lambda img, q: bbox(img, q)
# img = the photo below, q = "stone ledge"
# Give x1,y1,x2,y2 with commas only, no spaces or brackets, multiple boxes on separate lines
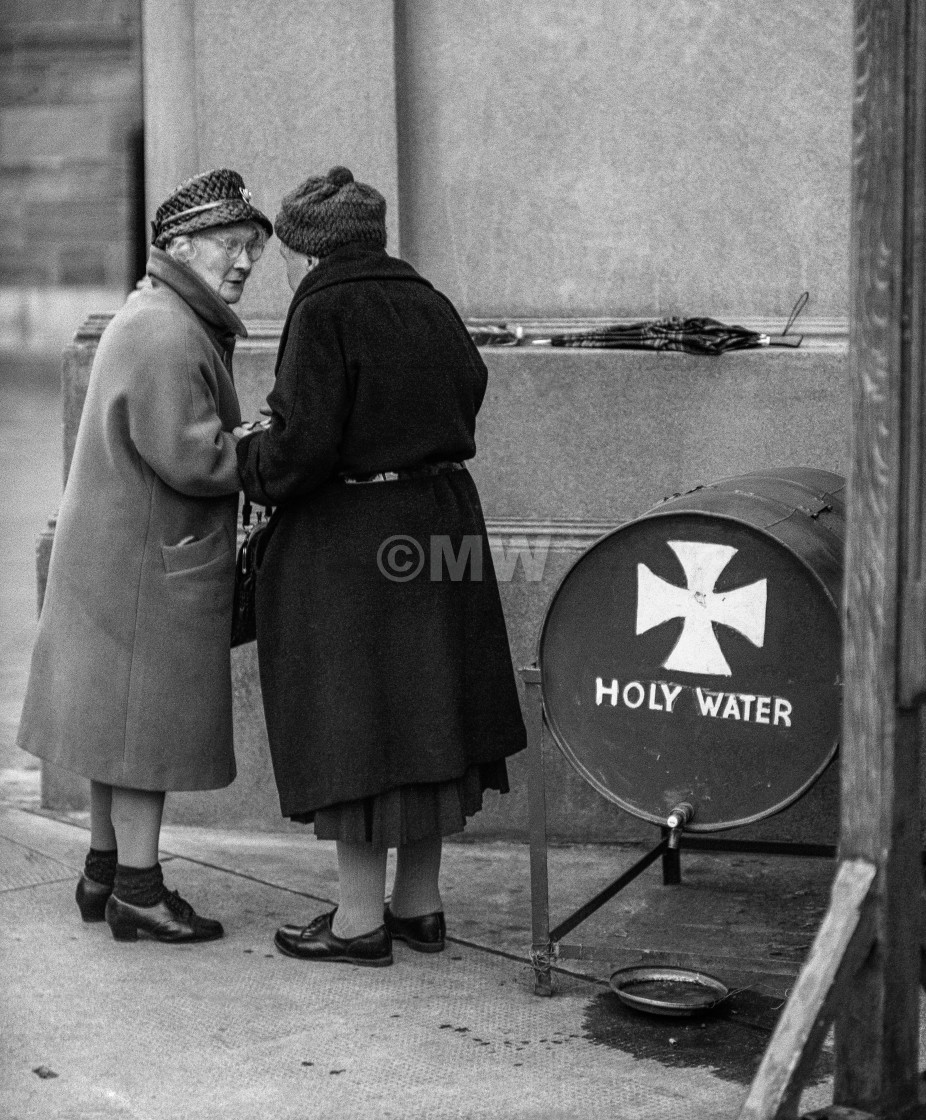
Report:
68,312,851,346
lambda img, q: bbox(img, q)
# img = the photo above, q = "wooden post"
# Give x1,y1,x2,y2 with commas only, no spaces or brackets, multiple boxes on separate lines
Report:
835,0,926,1110
741,1,926,1116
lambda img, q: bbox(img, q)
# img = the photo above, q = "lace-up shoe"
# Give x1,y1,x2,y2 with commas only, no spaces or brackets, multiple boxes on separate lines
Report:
75,874,113,922
105,888,224,942
274,909,393,966
384,906,446,953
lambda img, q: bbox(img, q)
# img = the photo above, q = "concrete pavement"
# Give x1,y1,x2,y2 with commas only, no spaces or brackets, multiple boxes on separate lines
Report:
0,802,846,1120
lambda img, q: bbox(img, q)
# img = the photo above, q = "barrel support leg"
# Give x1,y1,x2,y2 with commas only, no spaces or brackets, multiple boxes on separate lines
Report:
522,667,554,996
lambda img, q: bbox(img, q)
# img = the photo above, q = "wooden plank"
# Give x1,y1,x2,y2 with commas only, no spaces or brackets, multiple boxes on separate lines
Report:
840,2,904,859
836,715,923,1108
896,0,926,712
832,0,926,1109
920,887,926,989
738,857,876,1120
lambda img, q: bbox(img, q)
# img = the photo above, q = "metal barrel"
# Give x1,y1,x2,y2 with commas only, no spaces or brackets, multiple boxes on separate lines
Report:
538,467,846,832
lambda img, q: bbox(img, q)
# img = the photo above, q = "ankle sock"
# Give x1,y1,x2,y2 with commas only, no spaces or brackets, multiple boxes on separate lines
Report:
113,862,164,907
84,848,118,887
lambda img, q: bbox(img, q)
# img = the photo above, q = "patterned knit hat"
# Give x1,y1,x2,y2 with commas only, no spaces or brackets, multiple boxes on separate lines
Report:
274,166,386,257
151,169,273,249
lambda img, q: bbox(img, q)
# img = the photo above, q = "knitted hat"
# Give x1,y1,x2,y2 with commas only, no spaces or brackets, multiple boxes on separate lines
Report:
274,166,386,257
152,169,273,249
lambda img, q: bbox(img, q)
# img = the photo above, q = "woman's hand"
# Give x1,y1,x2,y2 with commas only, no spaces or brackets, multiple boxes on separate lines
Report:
232,419,270,441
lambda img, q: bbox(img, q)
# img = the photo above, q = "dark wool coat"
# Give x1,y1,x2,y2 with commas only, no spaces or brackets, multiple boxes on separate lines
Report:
17,248,243,790
236,244,526,817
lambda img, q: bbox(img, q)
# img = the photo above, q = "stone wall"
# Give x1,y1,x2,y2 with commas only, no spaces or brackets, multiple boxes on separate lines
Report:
0,0,143,351
41,319,851,843
1,2,852,324
145,1,852,327
0,1,143,289
395,1,852,322
25,1,858,841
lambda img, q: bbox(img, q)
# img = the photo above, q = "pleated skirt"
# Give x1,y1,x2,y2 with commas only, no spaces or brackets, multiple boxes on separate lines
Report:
291,760,510,847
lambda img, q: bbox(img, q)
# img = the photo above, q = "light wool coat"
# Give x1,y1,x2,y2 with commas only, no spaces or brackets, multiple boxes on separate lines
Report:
17,248,244,790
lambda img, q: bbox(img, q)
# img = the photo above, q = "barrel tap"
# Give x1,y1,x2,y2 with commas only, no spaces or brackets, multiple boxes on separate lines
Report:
666,802,695,848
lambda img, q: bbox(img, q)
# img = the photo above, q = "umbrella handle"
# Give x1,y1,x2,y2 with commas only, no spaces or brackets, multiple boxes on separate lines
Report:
783,290,810,335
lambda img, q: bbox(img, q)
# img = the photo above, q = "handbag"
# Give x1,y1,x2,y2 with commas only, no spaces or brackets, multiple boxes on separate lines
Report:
231,498,272,648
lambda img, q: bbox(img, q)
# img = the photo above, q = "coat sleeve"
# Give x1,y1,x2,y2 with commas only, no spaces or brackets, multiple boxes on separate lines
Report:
236,297,352,507
433,288,488,414
124,319,240,497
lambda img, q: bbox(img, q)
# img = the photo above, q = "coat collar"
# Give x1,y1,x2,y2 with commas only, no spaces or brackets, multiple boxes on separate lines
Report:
147,246,248,339
290,244,433,309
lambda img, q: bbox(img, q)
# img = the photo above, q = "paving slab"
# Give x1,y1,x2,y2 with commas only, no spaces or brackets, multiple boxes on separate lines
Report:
0,806,850,1118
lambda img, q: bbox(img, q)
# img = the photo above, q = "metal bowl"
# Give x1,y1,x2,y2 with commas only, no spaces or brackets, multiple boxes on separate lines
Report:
609,965,730,1017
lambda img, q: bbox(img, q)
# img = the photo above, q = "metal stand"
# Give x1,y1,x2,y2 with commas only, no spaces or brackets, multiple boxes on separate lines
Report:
523,666,840,997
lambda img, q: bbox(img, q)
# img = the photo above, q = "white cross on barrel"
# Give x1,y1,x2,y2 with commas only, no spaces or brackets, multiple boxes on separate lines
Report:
635,540,767,676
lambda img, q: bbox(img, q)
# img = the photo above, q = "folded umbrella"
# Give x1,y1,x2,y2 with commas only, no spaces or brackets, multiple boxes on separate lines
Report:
548,316,766,355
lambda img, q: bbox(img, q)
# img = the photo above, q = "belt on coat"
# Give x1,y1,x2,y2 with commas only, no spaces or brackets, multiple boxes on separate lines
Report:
340,461,465,484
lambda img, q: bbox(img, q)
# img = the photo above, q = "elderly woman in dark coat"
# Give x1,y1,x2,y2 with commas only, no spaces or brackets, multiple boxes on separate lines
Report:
18,170,272,943
236,166,526,966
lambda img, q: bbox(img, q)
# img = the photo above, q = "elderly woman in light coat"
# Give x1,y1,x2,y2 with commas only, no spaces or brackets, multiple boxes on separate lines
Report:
17,169,272,943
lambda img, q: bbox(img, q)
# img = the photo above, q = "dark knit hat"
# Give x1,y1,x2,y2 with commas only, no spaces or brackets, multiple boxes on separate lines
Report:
274,166,386,257
151,169,273,249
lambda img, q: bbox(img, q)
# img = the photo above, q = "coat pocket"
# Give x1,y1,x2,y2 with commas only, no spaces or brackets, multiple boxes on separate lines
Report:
161,527,230,574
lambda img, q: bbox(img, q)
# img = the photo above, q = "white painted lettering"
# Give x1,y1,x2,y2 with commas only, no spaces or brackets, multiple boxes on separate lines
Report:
595,677,792,728
774,698,793,727
695,688,724,717
596,678,619,706
623,682,645,709
660,682,683,713
721,693,741,720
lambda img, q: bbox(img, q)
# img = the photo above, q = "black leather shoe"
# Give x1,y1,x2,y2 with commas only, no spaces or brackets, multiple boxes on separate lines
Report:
384,905,446,953
76,875,112,922
274,910,393,966
105,889,224,943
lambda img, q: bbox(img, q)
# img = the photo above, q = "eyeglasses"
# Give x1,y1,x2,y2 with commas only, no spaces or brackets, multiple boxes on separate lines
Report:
200,233,265,262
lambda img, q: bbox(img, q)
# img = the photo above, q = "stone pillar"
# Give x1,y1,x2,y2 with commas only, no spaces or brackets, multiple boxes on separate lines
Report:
140,0,400,319
141,0,199,228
